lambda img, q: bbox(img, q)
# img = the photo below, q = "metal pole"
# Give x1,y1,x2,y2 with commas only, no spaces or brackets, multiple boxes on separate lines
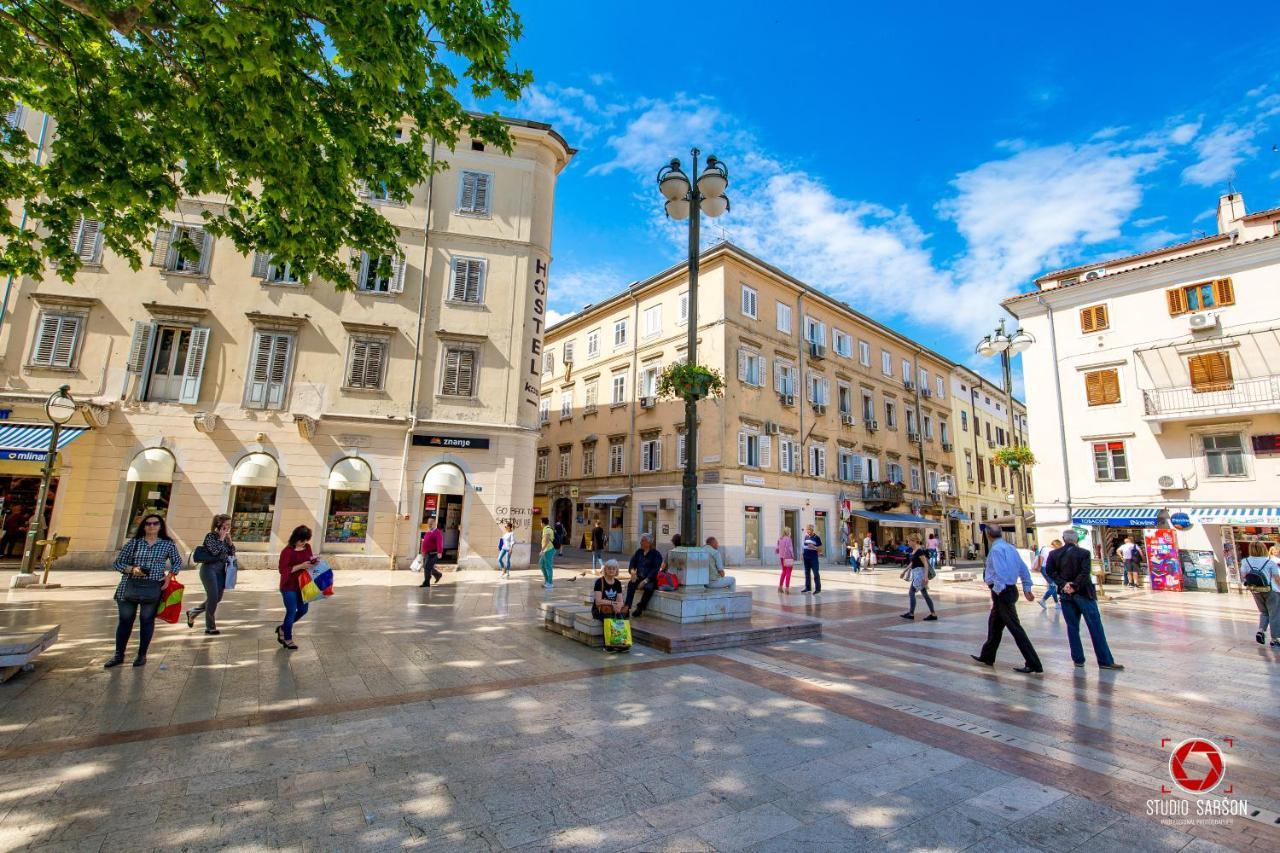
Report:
1003,349,1026,549
681,148,701,545
940,483,950,566
20,421,60,575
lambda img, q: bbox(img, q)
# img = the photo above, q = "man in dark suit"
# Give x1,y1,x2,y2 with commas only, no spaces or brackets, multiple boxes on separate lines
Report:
1045,530,1124,671
625,533,663,618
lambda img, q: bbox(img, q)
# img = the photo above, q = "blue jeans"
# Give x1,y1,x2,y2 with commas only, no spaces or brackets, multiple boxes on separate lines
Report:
908,584,935,615
1060,594,1115,666
592,551,605,572
280,590,309,641
498,549,511,573
1041,582,1058,605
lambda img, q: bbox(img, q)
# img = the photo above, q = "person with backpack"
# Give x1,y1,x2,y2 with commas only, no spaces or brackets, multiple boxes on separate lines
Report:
554,519,568,560
1242,542,1280,647
1117,536,1143,588
900,533,937,621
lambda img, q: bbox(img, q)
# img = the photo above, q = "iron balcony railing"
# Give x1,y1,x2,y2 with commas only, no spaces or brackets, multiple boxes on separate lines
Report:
1142,375,1280,417
861,482,905,503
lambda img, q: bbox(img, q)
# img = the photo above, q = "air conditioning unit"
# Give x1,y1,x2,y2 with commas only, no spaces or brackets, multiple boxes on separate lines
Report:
903,380,915,391
808,342,826,359
1188,312,1219,330
764,421,780,435
840,413,855,426
865,418,879,432
908,431,921,443
780,393,796,407
921,388,932,398
659,498,677,510
988,440,997,449
812,403,827,415
1083,267,1107,281
640,396,655,409
941,441,953,452
1157,474,1186,490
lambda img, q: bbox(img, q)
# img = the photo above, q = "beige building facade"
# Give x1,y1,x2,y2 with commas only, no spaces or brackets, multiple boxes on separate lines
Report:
536,244,964,566
0,108,573,570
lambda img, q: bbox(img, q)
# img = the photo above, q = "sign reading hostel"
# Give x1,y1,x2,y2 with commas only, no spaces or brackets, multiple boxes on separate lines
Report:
412,434,490,450
525,256,550,412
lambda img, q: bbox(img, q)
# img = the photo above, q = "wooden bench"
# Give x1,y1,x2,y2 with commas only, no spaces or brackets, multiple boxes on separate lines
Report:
0,625,59,684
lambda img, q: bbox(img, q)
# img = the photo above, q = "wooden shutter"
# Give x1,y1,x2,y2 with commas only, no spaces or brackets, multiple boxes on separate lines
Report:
266,334,292,408
443,348,474,396
150,224,174,267
364,341,385,388
178,327,210,404
1212,278,1235,307
459,172,480,212
194,228,213,274
1079,304,1108,332
48,316,80,368
1166,287,1187,316
247,332,291,409
1188,352,1233,393
737,349,748,381
472,173,490,213
1084,369,1119,406
73,218,102,262
125,321,156,376
347,340,369,387
251,252,271,279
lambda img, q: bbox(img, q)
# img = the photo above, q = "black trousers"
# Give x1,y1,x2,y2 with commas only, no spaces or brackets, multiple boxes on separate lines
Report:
115,599,159,658
625,578,656,614
803,555,822,592
977,586,1042,670
420,553,442,586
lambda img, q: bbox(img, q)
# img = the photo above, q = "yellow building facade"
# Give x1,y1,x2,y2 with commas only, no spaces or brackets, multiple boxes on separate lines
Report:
0,110,573,570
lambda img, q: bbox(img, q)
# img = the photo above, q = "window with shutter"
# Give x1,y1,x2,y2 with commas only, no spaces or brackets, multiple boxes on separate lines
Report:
178,327,210,404
245,331,294,409
449,257,486,303
1084,369,1120,406
4,102,22,127
457,171,493,215
1166,287,1186,315
358,252,399,293
29,313,82,368
441,347,476,397
1079,304,1108,332
1188,351,1233,393
759,435,771,468
1211,278,1235,307
72,218,103,263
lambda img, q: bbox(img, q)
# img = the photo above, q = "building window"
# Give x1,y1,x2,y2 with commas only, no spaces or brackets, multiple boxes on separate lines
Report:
1188,351,1233,393
558,448,572,479
640,437,662,472
456,170,493,216
609,439,625,474
837,382,852,415
935,376,944,399
838,451,860,482
808,444,827,478
924,415,933,440
252,253,302,284
639,364,660,398
356,252,405,293
861,391,874,422
245,330,294,410
776,302,792,334
999,467,1006,489
611,373,626,405
940,420,950,445
679,292,689,325
448,257,487,303
582,443,596,476
584,382,598,413
910,466,921,491
905,408,917,435
741,284,758,319
965,451,974,481
536,450,549,481
613,318,628,348
563,340,575,365
881,350,892,376
1167,278,1234,315
775,360,797,396
1202,433,1246,477
1079,304,1109,333
961,410,968,431
440,347,477,397
543,350,554,376
918,368,928,391
808,372,830,405
832,329,852,358
779,437,796,473
324,458,372,545
1084,368,1121,406
884,400,897,429
804,316,825,346
150,223,212,275
738,349,765,386
586,328,600,359
738,431,762,467
560,391,573,419
29,312,84,369
1092,441,1129,481
643,304,662,338
70,217,103,264
539,397,550,425
901,359,912,383
887,462,903,484
345,338,387,390
858,340,871,367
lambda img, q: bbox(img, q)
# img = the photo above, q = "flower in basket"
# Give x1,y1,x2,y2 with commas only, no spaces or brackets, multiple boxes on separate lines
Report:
656,363,725,401
993,445,1036,470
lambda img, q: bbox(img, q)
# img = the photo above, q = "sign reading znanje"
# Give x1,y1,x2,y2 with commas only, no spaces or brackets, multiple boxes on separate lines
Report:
412,434,490,450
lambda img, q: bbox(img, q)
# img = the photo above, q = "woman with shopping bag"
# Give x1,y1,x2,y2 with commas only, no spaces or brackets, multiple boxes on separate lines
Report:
276,525,319,650
105,513,183,668
186,513,236,635
593,560,631,652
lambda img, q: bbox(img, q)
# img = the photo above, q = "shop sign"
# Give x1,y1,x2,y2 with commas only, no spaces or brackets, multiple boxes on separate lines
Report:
1,449,48,461
1143,528,1183,591
1169,512,1192,530
412,434,490,450
743,475,765,486
0,409,11,420
703,471,720,484
745,505,761,513
424,495,439,511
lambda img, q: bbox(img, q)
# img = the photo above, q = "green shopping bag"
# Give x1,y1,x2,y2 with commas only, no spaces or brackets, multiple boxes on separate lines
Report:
603,617,632,651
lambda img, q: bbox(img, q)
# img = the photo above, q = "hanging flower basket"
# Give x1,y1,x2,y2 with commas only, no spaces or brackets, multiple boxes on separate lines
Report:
657,363,725,401
994,445,1036,469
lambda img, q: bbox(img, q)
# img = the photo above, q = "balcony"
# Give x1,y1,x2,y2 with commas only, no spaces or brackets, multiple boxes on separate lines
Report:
861,482,904,503
1142,375,1280,424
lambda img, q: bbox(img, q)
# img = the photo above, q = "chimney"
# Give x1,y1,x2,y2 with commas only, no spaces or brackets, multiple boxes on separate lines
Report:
1216,192,1246,235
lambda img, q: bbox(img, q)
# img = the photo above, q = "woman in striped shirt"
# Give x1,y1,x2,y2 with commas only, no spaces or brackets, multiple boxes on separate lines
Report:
106,513,183,668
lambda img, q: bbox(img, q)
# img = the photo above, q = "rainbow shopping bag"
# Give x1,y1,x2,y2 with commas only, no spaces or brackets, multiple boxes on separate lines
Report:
603,618,632,651
299,562,335,603
158,577,185,623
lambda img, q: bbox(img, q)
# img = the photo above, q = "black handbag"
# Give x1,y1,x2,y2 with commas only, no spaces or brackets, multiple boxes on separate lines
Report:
122,576,163,604
193,545,215,563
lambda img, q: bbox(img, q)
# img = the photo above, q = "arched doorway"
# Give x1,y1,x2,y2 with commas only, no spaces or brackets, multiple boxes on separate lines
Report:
553,497,574,548
123,448,176,540
422,463,465,562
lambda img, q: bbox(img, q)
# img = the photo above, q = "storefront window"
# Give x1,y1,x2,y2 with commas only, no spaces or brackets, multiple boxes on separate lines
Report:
231,486,276,543
126,482,172,534
124,448,176,542
326,490,370,543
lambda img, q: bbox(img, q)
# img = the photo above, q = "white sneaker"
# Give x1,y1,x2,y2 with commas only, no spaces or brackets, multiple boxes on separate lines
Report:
544,583,554,589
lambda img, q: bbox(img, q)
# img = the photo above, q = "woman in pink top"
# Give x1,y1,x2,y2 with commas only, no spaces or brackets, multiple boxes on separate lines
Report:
419,518,444,587
776,527,796,593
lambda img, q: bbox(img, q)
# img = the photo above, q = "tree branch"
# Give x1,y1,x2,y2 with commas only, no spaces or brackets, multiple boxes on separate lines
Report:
55,0,151,34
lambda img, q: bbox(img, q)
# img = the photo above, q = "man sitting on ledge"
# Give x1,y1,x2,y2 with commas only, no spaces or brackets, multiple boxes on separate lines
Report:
626,533,663,618
705,536,736,590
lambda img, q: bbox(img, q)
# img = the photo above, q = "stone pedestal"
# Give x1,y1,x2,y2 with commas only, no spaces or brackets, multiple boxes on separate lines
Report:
649,588,753,623
665,546,711,588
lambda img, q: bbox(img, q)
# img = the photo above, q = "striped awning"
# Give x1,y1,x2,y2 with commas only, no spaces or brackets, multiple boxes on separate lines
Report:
848,510,933,527
1187,506,1280,526
0,424,87,462
1071,507,1161,527
583,494,628,505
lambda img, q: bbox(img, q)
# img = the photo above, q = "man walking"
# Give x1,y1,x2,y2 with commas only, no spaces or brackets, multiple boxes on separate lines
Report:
590,517,606,574
1047,530,1124,671
539,517,556,589
419,518,444,587
1033,538,1062,609
972,526,1043,674
1117,535,1142,588
625,533,663,618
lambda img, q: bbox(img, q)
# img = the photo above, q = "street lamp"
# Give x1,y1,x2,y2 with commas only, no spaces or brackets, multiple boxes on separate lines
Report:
976,318,1034,548
936,476,952,567
657,149,730,547
19,385,76,575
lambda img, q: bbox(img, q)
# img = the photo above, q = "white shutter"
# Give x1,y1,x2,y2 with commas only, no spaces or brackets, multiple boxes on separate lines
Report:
265,334,292,408
356,251,371,289
73,218,102,263
247,332,291,409
737,431,748,466
775,361,785,391
821,378,830,404
364,341,385,388
50,317,78,367
125,321,155,374
473,173,490,213
759,435,772,468
389,256,406,293
450,259,468,301
851,454,864,482
654,439,662,471
178,326,210,404
30,314,61,366
459,172,477,211
195,228,213,274
347,340,369,387
251,252,271,279
737,349,748,381
150,224,174,267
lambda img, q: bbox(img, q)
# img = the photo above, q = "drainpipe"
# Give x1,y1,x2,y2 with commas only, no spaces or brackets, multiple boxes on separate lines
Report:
389,139,437,569
0,112,52,330
1035,294,1073,525
795,290,806,483
911,347,928,511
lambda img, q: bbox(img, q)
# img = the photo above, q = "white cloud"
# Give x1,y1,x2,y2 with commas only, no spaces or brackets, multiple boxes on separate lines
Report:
517,84,606,140
589,97,728,176
1181,122,1258,186
1135,229,1181,250
1133,215,1167,227
1169,121,1201,145
545,308,568,328
549,265,628,317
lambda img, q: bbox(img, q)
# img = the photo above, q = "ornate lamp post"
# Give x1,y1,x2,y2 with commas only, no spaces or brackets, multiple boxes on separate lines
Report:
657,149,730,546
976,319,1034,548
19,385,76,576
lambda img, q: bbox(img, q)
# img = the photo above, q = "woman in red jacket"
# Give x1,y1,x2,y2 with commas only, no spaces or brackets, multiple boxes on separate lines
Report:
277,525,319,650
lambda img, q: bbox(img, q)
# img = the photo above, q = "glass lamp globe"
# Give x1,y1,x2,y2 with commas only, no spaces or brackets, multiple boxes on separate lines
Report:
975,338,996,358
658,162,690,201
700,194,730,218
987,333,1011,353
665,198,691,220
697,161,728,198
1008,330,1034,354
46,387,76,424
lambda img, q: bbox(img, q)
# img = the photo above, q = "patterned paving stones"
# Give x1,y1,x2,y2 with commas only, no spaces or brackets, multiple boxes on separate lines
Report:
0,561,1276,851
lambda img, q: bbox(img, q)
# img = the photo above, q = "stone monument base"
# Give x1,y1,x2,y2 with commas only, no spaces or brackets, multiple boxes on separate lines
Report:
648,587,752,623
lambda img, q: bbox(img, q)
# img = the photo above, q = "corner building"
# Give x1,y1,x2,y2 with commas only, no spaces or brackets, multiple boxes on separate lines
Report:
0,108,573,569
535,243,967,566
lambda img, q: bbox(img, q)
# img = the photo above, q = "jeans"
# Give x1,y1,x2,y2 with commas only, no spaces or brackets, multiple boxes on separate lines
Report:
850,555,861,573
280,590,309,641
189,562,226,630
1041,582,1059,606
591,551,605,572
539,549,555,585
908,584,935,615
115,599,159,659
1252,590,1280,640
977,586,1042,670
498,549,511,573
803,554,821,592
1059,594,1115,666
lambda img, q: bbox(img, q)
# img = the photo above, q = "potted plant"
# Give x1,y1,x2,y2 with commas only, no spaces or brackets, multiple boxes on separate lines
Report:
993,445,1036,471
656,362,725,402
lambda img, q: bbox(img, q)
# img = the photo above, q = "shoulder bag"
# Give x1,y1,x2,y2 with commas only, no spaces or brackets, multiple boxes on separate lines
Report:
122,575,163,603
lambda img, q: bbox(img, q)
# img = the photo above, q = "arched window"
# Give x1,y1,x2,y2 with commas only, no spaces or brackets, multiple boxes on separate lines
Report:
325,457,372,544
124,448,176,538
229,453,279,544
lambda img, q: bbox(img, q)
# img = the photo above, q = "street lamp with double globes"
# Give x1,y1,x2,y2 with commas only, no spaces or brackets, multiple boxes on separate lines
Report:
936,475,953,567
19,385,76,576
657,149,730,548
975,318,1034,548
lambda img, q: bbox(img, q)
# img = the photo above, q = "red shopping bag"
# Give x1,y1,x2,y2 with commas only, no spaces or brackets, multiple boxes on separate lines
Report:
158,576,185,624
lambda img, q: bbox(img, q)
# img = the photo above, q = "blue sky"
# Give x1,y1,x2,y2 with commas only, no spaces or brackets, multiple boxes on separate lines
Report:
482,1,1280,388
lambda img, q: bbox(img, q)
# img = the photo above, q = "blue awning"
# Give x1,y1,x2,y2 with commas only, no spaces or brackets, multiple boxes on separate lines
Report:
948,509,972,521
848,510,933,527
1071,507,1161,527
0,424,87,462
583,493,628,505
1187,506,1280,526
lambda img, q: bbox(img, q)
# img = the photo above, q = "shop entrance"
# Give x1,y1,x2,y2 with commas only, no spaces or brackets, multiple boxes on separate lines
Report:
422,463,467,563
782,508,798,542
553,497,574,547
0,475,57,559
640,505,658,543
744,505,762,561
